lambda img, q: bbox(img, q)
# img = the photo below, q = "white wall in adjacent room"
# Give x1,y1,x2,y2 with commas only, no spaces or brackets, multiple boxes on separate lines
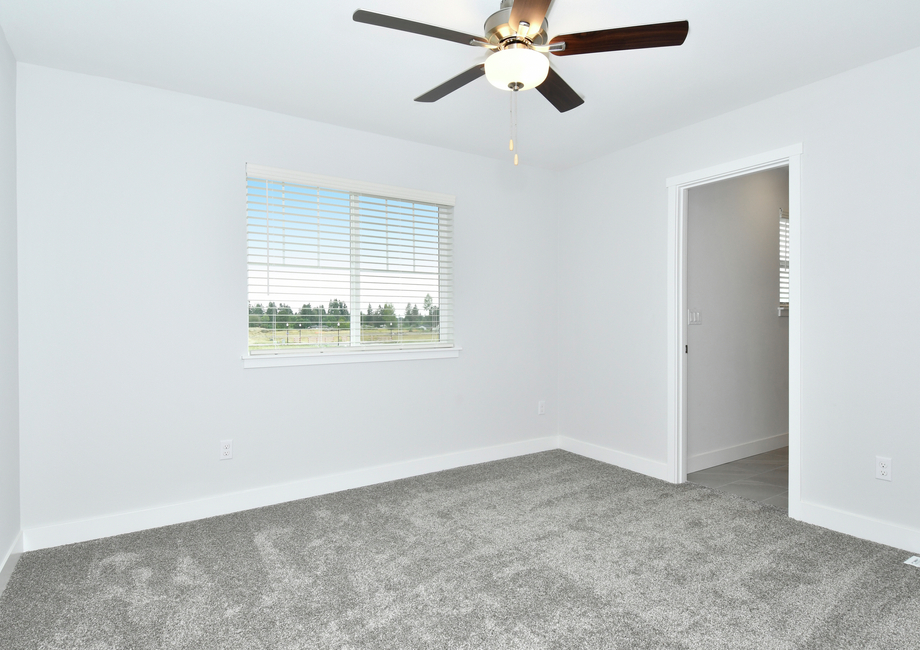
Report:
0,26,21,570
686,168,789,470
558,46,920,548
16,64,560,538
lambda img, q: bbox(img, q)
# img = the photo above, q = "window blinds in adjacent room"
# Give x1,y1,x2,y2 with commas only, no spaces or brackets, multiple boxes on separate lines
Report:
780,208,790,307
246,164,454,354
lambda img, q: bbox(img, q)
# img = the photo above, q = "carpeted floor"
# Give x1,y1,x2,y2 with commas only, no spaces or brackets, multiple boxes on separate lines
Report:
1,450,918,649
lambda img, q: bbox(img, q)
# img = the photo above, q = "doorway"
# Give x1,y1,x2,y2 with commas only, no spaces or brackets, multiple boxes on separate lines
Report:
666,145,803,519
684,168,789,510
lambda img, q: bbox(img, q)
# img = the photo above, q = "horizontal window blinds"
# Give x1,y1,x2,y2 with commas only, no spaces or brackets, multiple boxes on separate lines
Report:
246,165,454,354
780,209,790,306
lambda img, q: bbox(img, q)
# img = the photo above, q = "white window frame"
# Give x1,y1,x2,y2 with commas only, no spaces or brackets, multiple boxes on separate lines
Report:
242,164,460,368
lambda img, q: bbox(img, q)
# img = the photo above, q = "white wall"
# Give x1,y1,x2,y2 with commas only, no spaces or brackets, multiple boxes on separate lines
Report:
12,46,920,554
558,46,920,550
687,168,789,471
16,65,560,546
0,25,22,587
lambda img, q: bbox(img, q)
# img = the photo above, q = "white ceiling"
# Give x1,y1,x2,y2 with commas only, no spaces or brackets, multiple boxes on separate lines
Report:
2,0,920,170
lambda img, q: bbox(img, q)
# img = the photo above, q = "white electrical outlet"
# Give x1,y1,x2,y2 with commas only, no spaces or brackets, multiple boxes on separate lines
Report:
220,439,233,460
537,400,545,415
875,456,891,481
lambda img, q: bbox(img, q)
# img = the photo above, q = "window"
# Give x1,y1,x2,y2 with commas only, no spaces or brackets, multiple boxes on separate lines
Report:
245,164,454,356
779,208,789,310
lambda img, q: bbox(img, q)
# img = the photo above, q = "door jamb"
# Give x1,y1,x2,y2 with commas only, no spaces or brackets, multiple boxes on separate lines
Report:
666,144,803,519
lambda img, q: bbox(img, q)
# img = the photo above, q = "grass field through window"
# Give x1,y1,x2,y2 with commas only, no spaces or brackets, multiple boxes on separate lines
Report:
248,327,439,352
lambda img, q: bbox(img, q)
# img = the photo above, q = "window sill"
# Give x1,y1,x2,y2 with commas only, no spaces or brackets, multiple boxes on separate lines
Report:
242,346,461,368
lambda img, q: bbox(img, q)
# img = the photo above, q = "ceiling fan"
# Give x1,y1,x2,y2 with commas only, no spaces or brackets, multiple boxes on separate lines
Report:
353,0,689,113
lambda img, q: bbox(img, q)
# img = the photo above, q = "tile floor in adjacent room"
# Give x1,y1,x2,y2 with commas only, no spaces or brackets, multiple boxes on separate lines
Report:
687,447,789,513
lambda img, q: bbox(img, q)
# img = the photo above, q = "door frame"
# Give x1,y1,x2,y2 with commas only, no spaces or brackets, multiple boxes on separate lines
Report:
666,144,803,519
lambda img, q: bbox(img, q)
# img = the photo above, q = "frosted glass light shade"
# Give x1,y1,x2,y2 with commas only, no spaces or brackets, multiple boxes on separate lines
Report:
485,48,550,91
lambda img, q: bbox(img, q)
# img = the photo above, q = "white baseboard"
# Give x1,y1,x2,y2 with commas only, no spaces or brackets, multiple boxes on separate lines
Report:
798,501,920,555
558,436,670,481
687,433,788,473
20,434,918,559
23,436,560,552
0,530,23,596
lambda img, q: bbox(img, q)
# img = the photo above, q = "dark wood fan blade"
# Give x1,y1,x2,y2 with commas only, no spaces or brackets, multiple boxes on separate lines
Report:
415,65,486,103
353,10,489,46
536,67,584,113
509,0,552,36
549,20,689,56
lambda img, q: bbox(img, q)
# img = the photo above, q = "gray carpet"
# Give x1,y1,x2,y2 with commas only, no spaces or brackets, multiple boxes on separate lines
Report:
1,451,918,649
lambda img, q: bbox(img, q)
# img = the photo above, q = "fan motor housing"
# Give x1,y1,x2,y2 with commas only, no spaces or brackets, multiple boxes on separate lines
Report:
484,6,548,47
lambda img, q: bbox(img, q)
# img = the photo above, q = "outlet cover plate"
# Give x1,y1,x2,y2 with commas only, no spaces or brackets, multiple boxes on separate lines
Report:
875,456,892,481
220,439,233,460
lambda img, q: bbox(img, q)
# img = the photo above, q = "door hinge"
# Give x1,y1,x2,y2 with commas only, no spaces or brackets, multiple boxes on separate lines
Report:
685,345,688,353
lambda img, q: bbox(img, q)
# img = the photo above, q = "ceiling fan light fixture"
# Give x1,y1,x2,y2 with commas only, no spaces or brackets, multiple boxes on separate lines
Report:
484,47,549,91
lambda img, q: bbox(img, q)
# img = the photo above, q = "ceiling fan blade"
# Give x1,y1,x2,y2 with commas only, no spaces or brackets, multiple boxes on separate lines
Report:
536,67,584,113
509,0,552,37
549,20,689,56
353,9,489,47
415,65,486,103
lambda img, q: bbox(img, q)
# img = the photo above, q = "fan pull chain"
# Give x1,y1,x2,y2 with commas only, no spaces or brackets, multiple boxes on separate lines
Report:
509,83,522,166
509,88,514,153
513,89,519,166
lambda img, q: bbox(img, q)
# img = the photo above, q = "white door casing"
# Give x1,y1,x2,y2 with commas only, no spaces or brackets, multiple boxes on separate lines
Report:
666,144,803,519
